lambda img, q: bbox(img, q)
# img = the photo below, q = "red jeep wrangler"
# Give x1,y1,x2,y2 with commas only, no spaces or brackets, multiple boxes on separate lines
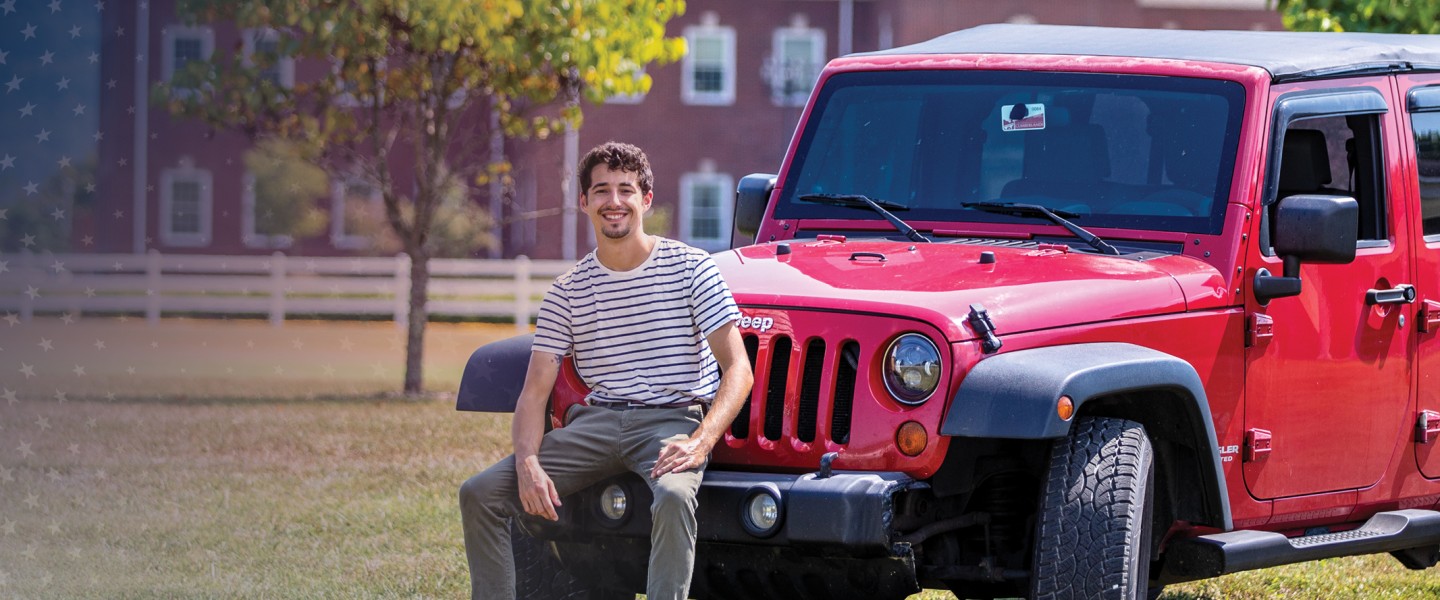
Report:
460,24,1440,599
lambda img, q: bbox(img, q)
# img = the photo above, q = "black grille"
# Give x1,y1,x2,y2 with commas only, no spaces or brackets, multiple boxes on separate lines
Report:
831,341,859,445
763,337,792,441
797,339,825,443
732,335,759,439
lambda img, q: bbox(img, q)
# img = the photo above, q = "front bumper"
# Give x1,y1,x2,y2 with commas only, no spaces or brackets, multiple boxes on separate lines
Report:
522,469,926,599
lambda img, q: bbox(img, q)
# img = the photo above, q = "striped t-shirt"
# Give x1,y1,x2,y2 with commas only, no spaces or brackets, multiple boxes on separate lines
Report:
532,237,741,407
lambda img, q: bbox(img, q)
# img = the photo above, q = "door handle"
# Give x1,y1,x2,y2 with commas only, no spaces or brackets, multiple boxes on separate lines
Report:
1366,284,1417,305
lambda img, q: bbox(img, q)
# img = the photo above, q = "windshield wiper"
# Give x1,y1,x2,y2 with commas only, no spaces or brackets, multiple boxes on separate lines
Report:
798,193,931,243
962,202,1119,255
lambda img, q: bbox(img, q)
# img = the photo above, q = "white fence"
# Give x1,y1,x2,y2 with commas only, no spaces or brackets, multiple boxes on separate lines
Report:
0,250,574,333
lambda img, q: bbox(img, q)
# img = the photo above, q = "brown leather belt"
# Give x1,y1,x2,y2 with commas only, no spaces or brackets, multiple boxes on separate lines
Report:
588,399,707,411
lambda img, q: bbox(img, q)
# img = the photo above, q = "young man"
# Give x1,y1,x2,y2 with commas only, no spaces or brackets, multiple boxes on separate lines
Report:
459,141,752,600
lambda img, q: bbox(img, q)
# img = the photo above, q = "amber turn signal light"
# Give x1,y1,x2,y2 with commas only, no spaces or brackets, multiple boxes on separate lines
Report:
1057,396,1075,421
896,421,928,456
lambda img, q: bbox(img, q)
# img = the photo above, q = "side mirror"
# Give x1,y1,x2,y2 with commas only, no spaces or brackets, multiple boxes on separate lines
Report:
734,173,776,242
1254,194,1358,304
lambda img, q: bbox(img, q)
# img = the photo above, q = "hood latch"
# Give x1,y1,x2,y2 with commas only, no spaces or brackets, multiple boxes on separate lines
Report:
968,304,1003,354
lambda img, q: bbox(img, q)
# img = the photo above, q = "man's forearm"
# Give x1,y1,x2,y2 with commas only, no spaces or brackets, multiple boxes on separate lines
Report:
511,351,564,460
511,393,547,460
694,368,754,446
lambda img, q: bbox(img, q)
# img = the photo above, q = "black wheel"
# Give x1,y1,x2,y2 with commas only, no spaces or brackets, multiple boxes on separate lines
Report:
511,520,632,600
1031,417,1155,600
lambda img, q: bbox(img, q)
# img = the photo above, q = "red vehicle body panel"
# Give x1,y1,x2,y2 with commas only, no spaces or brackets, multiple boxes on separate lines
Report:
719,240,1196,342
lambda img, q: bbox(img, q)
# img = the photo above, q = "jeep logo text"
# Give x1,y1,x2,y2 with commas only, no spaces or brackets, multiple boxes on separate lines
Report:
738,315,775,332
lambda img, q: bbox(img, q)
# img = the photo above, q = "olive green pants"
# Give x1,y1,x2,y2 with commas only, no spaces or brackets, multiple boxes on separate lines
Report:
459,404,706,600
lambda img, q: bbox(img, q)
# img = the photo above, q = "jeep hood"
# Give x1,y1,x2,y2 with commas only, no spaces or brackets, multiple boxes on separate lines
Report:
718,239,1219,343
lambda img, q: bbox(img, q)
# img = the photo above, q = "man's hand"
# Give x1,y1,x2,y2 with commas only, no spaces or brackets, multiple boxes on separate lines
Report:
516,454,562,521
650,321,753,479
651,435,712,479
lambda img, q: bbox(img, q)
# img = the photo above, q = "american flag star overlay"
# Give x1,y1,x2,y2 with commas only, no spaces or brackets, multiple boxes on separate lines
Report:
1,0,109,594
0,3,430,595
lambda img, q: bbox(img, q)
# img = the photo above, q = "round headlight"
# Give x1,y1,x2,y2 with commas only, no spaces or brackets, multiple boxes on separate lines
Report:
599,484,628,521
742,489,782,537
883,333,942,405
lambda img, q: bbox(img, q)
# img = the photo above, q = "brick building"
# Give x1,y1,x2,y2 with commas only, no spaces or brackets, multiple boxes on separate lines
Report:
91,0,1281,260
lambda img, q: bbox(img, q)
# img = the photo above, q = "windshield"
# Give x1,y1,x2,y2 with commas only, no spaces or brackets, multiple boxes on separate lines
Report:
775,70,1245,235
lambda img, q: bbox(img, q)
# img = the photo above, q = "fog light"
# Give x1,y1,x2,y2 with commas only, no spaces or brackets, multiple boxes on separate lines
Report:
599,484,628,521
896,421,928,456
742,489,782,537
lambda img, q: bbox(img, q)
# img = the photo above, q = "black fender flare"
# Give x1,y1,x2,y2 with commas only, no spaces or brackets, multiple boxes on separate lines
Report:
940,342,1230,530
456,334,533,412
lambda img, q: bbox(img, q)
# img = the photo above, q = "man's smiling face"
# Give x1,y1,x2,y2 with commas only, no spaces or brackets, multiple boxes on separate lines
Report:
582,163,651,240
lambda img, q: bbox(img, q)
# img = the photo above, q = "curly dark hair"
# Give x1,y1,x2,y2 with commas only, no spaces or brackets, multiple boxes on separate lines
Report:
578,141,654,196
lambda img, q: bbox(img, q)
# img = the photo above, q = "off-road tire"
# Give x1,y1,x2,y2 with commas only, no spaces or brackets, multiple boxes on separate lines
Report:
1031,417,1156,600
511,520,631,600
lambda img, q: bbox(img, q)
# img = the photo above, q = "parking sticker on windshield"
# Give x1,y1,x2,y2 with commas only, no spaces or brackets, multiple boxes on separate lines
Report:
1001,103,1046,131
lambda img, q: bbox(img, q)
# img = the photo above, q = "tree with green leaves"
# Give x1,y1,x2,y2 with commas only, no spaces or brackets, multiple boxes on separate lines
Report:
241,138,328,247
162,0,686,395
1278,0,1440,33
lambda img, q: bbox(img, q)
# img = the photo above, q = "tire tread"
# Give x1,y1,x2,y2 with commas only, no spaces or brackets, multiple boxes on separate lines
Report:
1032,417,1154,600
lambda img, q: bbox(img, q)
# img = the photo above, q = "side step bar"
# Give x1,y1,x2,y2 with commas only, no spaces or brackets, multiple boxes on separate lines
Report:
1162,509,1440,582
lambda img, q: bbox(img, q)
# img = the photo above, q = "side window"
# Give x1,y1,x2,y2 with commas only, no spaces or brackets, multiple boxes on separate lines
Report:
160,163,213,247
162,25,214,95
682,19,736,106
1410,112,1440,238
331,177,382,250
242,28,295,89
767,19,825,106
1272,114,1387,244
680,171,735,252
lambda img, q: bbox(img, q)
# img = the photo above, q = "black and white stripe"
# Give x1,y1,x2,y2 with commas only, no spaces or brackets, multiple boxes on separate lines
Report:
532,238,740,406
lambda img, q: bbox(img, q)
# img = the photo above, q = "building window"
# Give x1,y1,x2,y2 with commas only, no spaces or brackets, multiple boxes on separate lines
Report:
162,25,214,92
331,176,382,250
683,22,736,106
767,22,825,106
160,165,212,247
242,28,294,89
241,172,293,249
680,171,734,251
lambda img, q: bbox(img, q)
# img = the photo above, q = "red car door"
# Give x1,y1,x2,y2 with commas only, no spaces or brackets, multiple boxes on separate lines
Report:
1399,74,1440,480
1243,78,1416,500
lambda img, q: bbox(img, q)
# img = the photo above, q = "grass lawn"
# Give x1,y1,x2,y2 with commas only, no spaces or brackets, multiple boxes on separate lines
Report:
1,317,1436,598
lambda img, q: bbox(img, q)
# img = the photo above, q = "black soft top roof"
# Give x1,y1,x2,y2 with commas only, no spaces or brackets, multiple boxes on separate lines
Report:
862,24,1440,81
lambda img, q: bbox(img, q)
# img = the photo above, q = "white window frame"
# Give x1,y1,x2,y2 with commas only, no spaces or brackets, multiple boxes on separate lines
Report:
331,176,382,250
241,28,295,89
241,172,294,249
769,26,826,107
159,165,213,248
682,24,736,106
679,172,734,252
162,25,214,95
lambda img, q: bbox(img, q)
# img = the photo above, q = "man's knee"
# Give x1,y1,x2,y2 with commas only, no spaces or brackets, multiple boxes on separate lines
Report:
459,471,504,516
650,475,700,516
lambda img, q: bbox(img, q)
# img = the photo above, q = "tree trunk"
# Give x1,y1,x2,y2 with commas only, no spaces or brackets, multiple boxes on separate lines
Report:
403,249,430,395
